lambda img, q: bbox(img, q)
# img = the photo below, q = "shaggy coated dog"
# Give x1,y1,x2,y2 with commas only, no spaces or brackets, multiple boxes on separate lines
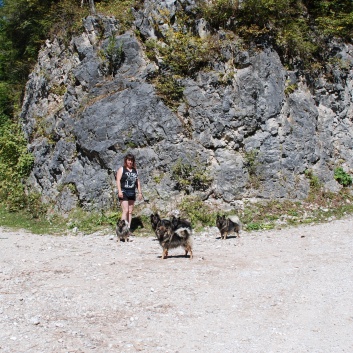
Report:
116,219,130,242
150,213,193,259
216,214,241,240
171,216,193,238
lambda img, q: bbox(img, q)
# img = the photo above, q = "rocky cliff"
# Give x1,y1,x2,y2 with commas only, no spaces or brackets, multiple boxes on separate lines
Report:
20,0,353,213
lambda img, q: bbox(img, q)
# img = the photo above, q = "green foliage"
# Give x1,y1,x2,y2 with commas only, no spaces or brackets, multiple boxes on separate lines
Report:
0,82,14,118
0,204,63,234
276,19,318,66
0,0,56,82
100,35,125,77
334,167,352,187
67,209,120,234
171,158,213,194
178,196,216,230
197,0,239,29
284,82,298,96
0,205,121,235
0,121,34,211
239,0,301,27
149,74,184,110
196,0,353,69
159,31,214,76
244,149,259,176
303,0,353,39
48,0,87,41
49,84,67,96
305,169,321,190
96,0,138,33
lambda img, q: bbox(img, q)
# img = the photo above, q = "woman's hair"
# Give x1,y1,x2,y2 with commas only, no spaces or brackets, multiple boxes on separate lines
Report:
123,153,136,169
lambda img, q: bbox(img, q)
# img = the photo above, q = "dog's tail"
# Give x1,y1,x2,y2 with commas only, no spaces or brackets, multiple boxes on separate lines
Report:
174,227,192,238
228,215,242,230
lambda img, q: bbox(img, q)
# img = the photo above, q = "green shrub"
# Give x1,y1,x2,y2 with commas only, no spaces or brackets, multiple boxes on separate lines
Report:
150,75,184,110
276,19,318,67
306,0,353,39
96,0,137,33
305,169,321,189
0,82,13,118
146,28,217,77
100,35,125,77
171,158,213,194
284,82,298,95
197,0,239,29
334,167,352,187
0,122,34,211
67,209,121,234
244,149,259,176
178,196,216,230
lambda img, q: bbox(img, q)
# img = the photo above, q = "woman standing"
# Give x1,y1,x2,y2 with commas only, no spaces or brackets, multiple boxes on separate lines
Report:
116,153,143,229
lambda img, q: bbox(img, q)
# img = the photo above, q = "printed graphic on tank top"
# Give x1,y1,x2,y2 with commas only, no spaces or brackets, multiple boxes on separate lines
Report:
121,167,138,190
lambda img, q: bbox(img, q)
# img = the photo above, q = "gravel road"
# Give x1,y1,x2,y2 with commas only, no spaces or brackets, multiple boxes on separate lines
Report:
1,217,353,353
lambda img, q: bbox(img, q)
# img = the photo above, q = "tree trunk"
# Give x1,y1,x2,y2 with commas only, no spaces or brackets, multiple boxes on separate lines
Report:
89,0,96,15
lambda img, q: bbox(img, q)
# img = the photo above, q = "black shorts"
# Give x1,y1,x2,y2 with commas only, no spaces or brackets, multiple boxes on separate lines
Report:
119,190,136,201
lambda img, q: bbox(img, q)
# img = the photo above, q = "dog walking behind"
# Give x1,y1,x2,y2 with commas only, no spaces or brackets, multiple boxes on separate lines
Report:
116,219,130,242
216,214,241,240
150,213,193,259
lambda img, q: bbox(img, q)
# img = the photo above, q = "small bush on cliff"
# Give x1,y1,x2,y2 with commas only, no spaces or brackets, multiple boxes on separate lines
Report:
196,0,353,69
171,158,213,194
151,30,215,76
305,0,353,40
148,74,184,110
100,35,125,77
197,0,239,29
334,167,352,187
178,196,216,230
305,169,321,190
0,121,34,212
96,0,138,33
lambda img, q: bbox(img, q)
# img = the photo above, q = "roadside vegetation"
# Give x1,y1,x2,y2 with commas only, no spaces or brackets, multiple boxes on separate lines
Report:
1,0,353,234
1,186,353,236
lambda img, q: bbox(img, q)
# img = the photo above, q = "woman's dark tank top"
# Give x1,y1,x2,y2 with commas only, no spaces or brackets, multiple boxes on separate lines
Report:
120,167,138,190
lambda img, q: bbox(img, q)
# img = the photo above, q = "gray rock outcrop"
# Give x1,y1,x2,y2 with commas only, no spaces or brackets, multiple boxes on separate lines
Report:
20,2,353,212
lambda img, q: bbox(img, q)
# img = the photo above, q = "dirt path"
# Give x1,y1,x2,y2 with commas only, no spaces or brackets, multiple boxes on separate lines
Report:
1,217,353,353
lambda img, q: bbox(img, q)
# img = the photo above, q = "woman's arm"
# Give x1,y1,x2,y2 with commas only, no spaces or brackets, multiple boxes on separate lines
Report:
136,172,142,200
116,167,123,198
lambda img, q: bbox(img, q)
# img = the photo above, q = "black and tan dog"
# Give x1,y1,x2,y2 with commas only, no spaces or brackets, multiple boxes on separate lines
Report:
216,214,241,240
116,219,130,242
150,213,193,259
171,216,193,239
150,213,163,232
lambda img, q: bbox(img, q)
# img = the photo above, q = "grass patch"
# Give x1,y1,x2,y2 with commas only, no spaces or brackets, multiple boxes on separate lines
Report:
241,189,353,231
1,189,353,236
0,206,122,236
0,205,67,235
66,208,120,234
178,196,217,231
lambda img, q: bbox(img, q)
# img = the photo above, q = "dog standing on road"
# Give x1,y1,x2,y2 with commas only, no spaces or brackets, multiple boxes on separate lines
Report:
151,213,193,259
116,219,130,242
216,214,241,240
171,216,193,239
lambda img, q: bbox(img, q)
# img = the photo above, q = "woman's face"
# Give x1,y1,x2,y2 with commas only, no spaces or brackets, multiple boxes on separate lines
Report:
126,158,134,168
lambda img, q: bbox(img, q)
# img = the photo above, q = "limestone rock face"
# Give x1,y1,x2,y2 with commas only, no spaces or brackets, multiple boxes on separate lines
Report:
20,5,353,212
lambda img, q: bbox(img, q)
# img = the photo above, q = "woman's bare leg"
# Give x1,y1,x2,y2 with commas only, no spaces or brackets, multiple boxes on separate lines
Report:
127,200,135,228
120,200,129,222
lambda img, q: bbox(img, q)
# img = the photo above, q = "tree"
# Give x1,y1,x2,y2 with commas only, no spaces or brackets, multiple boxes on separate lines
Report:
81,0,96,14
